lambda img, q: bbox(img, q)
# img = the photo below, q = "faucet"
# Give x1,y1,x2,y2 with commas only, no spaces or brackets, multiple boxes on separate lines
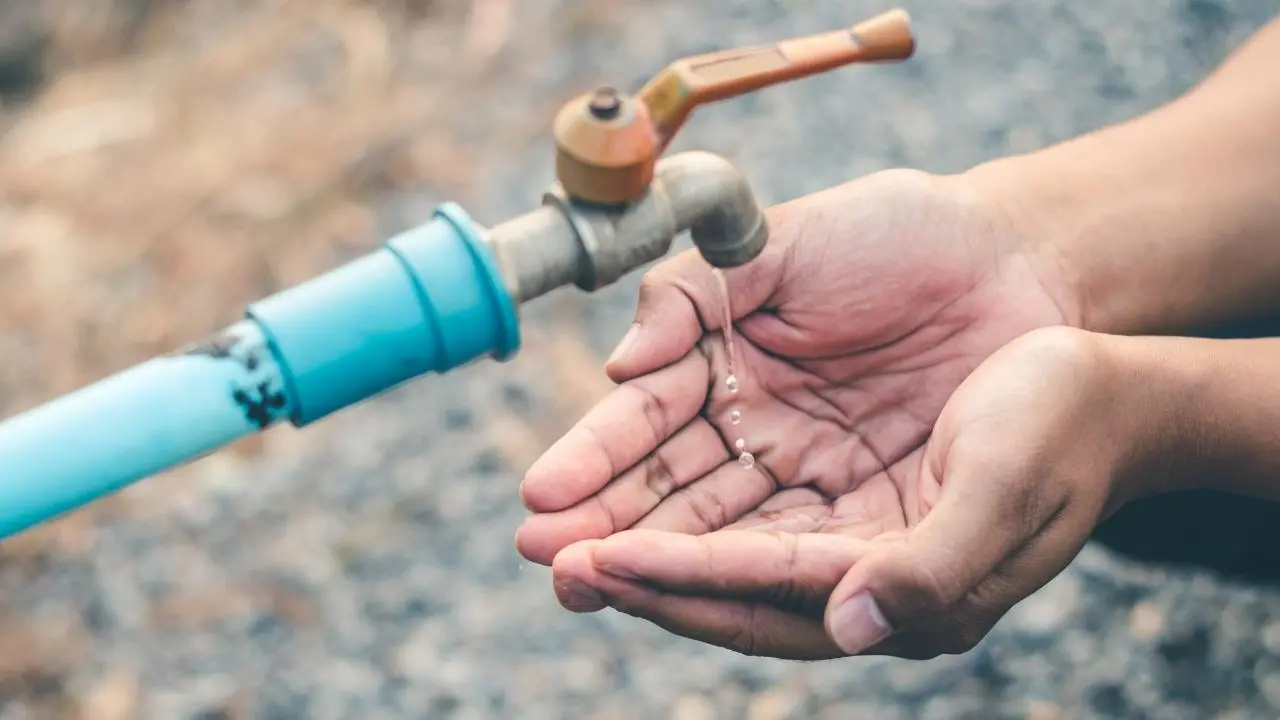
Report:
0,10,915,540
492,8,915,299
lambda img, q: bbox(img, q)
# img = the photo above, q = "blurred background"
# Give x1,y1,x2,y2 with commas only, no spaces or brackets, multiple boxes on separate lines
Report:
0,0,1277,718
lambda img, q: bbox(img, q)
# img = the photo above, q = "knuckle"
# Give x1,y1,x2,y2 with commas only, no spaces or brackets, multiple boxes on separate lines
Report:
636,269,667,299
637,263,696,307
592,495,619,535
579,423,618,480
674,484,730,532
759,532,811,610
641,450,679,498
725,606,765,657
640,255,715,324
626,381,671,445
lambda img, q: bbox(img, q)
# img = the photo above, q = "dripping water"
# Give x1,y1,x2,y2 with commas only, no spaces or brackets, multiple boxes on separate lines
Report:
714,268,754,469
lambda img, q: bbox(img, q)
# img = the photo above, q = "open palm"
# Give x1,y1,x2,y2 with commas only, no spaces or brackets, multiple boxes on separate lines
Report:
515,168,1074,655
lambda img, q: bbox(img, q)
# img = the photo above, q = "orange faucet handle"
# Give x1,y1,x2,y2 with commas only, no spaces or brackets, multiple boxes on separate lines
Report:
551,9,916,205
638,9,915,151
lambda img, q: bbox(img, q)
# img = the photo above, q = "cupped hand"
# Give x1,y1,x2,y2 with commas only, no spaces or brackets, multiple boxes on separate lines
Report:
515,167,1083,658
535,326,1144,660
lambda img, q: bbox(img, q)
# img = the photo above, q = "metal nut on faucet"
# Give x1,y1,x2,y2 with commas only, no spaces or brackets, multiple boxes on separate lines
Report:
553,88,659,206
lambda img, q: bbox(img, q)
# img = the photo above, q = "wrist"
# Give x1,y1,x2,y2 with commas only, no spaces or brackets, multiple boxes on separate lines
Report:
964,87,1280,338
1096,334,1280,504
1093,334,1208,503
961,131,1136,336
1121,336,1280,502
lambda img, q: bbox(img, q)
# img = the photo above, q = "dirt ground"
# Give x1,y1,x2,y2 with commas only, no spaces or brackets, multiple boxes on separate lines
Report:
1,1,1279,719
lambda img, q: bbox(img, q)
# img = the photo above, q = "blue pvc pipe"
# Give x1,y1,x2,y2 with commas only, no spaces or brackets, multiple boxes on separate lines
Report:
0,320,293,537
0,202,520,540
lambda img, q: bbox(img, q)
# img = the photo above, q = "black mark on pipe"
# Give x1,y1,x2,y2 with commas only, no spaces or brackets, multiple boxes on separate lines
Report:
183,328,281,428
233,382,288,430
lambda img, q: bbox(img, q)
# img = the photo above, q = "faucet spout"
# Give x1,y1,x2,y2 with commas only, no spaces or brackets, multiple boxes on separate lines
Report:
486,150,768,304
659,150,769,269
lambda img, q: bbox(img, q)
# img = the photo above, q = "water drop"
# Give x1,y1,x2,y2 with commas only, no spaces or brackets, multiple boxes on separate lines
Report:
738,452,756,469
726,374,739,394
729,408,742,425
734,438,746,451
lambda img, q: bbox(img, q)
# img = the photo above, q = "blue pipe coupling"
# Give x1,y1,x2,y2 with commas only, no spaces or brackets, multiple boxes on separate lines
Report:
248,201,521,426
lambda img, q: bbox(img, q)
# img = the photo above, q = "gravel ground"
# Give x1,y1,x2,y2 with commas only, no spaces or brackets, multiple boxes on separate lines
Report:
2,1,1279,718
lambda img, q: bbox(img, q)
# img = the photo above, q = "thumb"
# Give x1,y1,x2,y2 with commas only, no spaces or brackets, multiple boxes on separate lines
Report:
822,462,1041,657
604,234,787,384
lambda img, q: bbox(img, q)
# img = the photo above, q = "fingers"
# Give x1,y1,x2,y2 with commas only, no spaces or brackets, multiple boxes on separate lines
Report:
605,587,840,661
520,349,709,514
632,459,774,534
515,419,728,565
605,239,786,383
822,455,1063,658
550,532,859,660
604,255,705,383
562,529,866,612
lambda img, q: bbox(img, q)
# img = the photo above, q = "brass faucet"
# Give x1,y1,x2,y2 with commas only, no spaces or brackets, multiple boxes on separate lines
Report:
487,9,916,303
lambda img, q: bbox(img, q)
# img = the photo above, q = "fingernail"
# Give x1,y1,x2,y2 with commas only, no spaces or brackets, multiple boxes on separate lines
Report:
829,592,893,654
557,579,605,612
607,323,641,366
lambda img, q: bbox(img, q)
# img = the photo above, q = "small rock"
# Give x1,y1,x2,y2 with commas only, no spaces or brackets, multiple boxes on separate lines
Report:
562,654,604,694
1024,700,1063,720
883,657,968,697
80,668,139,720
672,694,717,720
746,688,798,720
393,621,445,681
919,695,984,720
1128,602,1165,640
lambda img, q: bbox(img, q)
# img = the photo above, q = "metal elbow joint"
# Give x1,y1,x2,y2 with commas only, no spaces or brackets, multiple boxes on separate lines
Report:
554,149,770,285
658,151,768,269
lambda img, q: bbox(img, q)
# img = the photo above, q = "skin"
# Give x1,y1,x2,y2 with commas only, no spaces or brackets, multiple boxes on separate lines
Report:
515,17,1280,660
